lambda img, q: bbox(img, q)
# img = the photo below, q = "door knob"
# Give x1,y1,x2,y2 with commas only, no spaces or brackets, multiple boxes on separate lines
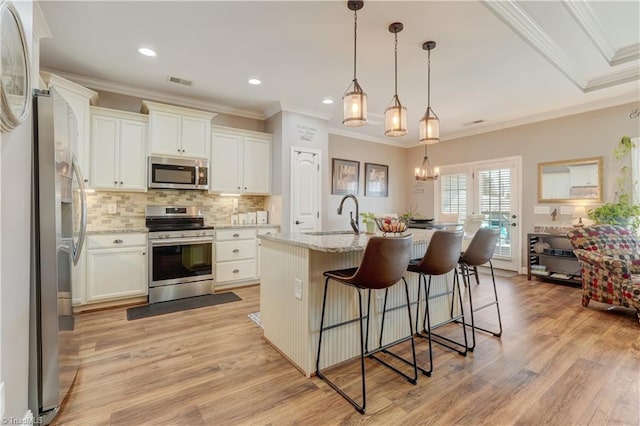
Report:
295,220,303,225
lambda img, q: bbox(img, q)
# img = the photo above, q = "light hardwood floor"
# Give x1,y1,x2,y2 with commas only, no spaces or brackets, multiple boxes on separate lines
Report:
53,274,640,425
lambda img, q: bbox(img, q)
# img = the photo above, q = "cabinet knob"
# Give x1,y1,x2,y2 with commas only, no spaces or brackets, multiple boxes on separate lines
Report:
84,179,88,183
113,239,123,244
120,181,123,185
244,187,247,190
142,252,146,255
232,249,240,253
232,269,240,273
114,181,118,184
233,233,240,237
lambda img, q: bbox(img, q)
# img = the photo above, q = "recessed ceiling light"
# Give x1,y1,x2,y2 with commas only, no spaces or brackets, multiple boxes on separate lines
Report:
138,47,157,57
248,78,262,85
322,98,334,105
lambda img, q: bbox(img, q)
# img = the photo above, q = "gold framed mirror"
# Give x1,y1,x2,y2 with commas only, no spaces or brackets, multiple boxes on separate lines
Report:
538,157,603,203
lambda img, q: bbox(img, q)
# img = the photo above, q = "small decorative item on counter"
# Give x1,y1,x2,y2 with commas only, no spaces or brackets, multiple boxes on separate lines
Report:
247,212,257,224
359,212,376,234
238,213,248,224
374,216,407,236
231,214,239,225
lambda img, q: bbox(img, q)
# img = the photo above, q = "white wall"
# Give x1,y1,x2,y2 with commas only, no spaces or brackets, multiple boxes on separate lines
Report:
327,134,408,231
1,1,35,421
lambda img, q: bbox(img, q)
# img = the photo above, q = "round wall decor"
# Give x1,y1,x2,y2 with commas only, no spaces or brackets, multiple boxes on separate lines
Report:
0,1,31,133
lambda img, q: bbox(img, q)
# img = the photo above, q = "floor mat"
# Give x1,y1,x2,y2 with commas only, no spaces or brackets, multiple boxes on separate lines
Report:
127,293,241,320
248,311,263,329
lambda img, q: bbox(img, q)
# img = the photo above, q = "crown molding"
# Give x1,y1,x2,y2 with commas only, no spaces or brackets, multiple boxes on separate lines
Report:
277,102,333,121
438,91,640,144
482,0,587,90
585,67,640,93
33,1,52,41
563,0,614,63
328,127,413,148
40,69,265,120
564,1,640,67
611,43,640,67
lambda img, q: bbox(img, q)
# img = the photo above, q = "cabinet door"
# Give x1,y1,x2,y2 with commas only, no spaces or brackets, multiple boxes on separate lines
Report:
54,87,92,184
118,119,148,191
149,110,181,156
243,136,271,194
181,116,210,158
86,247,148,302
211,132,243,192
90,114,118,189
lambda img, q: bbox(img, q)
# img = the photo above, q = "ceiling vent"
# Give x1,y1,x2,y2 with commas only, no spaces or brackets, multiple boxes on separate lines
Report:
462,119,486,126
168,76,194,87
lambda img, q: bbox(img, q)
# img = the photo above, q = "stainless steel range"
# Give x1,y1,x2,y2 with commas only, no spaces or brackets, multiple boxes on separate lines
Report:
146,206,214,303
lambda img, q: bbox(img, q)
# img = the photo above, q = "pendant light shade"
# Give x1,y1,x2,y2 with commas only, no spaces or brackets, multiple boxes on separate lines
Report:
419,41,439,144
415,144,439,181
343,1,367,127
384,22,407,137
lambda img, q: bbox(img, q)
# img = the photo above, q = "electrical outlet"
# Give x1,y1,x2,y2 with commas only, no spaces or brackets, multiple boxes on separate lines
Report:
108,203,117,214
560,206,573,215
271,204,276,214
534,205,550,214
294,279,303,300
0,381,5,419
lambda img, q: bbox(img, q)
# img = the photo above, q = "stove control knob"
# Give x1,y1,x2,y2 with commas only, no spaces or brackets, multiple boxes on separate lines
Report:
181,233,185,238
165,233,170,239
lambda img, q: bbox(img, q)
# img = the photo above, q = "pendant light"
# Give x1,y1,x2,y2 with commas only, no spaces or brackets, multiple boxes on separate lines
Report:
419,41,439,144
343,1,367,127
384,22,407,137
415,144,439,181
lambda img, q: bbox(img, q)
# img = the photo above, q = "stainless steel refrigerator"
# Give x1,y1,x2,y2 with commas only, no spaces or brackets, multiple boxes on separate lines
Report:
29,88,87,424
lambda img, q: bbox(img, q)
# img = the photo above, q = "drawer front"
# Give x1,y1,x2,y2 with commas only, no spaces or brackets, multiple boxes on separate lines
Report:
215,228,257,241
257,227,278,236
215,240,256,262
87,233,147,249
216,260,257,282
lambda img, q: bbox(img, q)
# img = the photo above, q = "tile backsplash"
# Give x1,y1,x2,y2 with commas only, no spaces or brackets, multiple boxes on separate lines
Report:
86,190,267,231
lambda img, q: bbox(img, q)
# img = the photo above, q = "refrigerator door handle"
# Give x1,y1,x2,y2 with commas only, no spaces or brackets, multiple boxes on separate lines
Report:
71,155,87,265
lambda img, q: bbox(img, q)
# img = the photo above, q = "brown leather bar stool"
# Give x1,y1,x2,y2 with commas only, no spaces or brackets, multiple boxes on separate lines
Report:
316,235,416,414
408,230,467,374
457,228,502,351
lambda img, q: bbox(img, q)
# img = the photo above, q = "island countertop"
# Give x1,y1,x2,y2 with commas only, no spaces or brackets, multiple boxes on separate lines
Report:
257,229,435,253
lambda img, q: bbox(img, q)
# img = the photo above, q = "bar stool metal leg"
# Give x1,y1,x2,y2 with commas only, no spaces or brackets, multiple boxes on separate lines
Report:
458,260,503,351
427,271,468,356
414,273,433,376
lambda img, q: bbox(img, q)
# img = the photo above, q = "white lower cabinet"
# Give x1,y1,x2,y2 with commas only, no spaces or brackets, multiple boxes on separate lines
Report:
214,228,258,289
85,233,148,303
257,227,279,278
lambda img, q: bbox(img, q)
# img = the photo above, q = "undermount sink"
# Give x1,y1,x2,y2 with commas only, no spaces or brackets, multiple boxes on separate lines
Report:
303,230,357,236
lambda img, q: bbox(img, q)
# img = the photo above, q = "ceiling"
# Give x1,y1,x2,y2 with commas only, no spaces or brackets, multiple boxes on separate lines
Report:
38,1,640,148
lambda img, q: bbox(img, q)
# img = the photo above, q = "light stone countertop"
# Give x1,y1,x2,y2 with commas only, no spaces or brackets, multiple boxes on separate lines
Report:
213,224,280,230
258,229,435,253
87,227,149,235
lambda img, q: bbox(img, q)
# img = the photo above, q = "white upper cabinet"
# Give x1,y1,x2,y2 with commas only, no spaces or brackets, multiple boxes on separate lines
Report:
211,126,272,195
90,107,148,191
41,72,98,184
142,100,216,159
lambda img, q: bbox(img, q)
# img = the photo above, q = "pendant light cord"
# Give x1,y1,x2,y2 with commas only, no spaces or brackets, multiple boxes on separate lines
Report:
394,31,398,96
353,9,358,81
427,48,431,109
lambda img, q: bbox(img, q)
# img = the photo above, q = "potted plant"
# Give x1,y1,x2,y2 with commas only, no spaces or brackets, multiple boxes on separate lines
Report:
359,212,376,234
587,136,640,230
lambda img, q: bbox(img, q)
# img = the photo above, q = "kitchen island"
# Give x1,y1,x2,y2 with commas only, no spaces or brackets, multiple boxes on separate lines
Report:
258,229,458,376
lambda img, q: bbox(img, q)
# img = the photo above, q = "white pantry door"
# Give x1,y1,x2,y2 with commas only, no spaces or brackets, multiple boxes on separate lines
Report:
291,148,321,233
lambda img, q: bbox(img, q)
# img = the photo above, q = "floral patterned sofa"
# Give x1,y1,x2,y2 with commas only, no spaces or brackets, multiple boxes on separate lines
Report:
567,224,640,323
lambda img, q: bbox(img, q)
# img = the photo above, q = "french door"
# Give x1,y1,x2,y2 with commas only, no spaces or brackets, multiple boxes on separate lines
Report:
436,157,522,271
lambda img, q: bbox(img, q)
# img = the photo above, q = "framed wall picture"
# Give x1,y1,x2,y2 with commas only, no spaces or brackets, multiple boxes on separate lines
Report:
332,158,359,195
365,163,388,197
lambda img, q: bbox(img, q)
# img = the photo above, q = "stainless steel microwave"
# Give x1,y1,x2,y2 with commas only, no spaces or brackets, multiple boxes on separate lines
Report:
148,156,209,190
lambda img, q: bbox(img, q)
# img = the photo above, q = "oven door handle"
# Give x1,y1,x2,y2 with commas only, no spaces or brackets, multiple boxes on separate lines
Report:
149,237,213,247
